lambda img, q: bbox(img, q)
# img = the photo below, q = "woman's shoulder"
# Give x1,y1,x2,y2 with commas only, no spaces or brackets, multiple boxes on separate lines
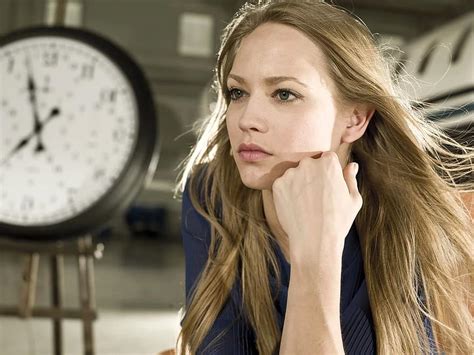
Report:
181,163,216,243
182,163,211,203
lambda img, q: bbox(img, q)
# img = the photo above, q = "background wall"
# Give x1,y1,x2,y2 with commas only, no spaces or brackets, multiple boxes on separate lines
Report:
0,1,472,354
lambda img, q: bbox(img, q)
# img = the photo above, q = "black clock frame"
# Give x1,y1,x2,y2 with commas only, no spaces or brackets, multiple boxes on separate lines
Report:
0,26,158,241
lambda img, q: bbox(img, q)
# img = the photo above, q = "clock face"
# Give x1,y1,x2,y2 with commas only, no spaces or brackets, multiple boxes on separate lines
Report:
0,35,139,227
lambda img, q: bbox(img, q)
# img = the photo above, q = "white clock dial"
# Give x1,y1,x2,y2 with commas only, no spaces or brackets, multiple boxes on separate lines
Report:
0,36,139,226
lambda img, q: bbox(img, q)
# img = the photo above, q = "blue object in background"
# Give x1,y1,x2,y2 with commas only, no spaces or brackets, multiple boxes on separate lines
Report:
125,206,168,238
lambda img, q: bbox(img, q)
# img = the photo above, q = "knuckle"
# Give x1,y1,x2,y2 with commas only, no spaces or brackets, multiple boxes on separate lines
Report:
299,157,312,167
322,152,339,166
323,151,337,159
273,178,282,189
287,168,296,178
273,175,287,190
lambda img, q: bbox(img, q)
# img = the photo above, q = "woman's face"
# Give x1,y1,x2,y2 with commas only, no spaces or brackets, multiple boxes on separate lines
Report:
226,22,354,190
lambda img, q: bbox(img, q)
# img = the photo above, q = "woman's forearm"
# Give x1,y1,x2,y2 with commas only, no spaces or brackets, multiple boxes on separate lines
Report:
279,254,345,354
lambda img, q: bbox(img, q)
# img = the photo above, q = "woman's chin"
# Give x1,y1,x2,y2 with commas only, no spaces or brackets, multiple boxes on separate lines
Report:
238,171,275,191
235,157,297,190
241,180,269,190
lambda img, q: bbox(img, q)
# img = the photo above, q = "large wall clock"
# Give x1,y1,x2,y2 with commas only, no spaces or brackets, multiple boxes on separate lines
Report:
0,26,158,241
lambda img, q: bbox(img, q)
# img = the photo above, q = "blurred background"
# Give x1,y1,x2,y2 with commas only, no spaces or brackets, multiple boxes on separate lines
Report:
0,0,472,354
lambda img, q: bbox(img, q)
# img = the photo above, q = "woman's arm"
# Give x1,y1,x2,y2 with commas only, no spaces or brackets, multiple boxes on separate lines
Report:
279,239,345,354
271,152,362,354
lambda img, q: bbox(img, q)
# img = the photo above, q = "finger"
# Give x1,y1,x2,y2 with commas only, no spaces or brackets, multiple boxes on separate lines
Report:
343,162,360,198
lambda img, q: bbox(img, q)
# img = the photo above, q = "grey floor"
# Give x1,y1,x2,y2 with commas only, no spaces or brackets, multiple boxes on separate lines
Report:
0,226,185,355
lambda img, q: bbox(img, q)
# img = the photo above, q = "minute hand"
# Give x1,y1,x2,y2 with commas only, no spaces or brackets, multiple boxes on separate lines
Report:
26,58,45,152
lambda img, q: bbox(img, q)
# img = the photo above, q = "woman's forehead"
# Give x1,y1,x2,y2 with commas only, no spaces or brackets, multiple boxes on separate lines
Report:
229,22,330,87
237,22,325,62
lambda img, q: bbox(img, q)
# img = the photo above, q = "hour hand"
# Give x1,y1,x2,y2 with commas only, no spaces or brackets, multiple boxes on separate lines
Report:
0,133,34,166
1,107,61,164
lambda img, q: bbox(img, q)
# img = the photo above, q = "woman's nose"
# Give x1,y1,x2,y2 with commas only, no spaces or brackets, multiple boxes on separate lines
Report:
238,96,268,133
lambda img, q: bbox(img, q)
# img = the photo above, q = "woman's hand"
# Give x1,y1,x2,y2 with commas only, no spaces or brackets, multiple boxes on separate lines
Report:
272,151,362,265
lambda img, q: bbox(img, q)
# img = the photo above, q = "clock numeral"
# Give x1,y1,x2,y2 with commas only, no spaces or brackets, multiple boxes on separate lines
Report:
112,129,126,142
81,64,95,79
43,51,59,67
67,187,78,195
20,196,35,211
94,169,106,180
7,57,14,73
100,89,117,103
67,196,78,213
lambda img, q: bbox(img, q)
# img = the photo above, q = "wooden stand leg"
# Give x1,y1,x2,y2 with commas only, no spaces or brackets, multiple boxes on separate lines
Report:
78,236,95,355
19,253,39,317
0,236,100,355
51,254,65,355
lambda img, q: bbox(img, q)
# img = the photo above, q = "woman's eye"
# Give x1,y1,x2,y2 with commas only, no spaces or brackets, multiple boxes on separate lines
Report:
227,87,300,103
274,89,298,102
229,88,244,101
277,90,291,101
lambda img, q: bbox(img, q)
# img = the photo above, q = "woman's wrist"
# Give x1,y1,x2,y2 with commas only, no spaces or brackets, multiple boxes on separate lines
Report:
288,232,344,269
290,257,342,306
284,262,344,354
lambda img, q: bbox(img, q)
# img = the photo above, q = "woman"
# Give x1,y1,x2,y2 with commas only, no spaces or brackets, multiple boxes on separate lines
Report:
175,1,473,354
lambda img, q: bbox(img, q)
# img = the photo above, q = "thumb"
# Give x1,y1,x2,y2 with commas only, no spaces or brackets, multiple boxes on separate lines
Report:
344,162,360,198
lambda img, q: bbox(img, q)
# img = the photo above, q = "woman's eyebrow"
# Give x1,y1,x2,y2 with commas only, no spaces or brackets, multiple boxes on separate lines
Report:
228,73,308,88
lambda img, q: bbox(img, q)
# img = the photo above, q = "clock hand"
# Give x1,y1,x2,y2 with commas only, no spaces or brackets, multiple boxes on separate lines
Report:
0,107,61,165
0,136,31,166
26,57,46,152
43,107,60,123
34,107,61,152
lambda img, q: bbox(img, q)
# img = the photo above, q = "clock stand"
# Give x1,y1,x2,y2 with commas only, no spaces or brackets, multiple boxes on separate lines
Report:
0,235,102,355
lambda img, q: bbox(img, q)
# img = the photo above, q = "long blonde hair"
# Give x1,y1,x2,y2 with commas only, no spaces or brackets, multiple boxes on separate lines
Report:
175,1,473,353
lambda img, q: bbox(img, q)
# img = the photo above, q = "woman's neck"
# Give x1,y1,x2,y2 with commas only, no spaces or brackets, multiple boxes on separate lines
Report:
262,189,291,263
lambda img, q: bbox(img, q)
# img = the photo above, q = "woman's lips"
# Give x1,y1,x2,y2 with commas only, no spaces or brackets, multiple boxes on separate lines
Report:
238,150,271,161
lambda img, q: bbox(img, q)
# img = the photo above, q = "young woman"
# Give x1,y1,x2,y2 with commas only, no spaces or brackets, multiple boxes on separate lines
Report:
175,1,473,354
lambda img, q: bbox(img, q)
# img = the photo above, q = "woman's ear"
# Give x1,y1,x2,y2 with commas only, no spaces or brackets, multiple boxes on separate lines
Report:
342,104,375,143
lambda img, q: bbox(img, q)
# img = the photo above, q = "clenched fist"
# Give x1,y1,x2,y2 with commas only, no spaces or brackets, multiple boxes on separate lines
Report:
272,151,362,266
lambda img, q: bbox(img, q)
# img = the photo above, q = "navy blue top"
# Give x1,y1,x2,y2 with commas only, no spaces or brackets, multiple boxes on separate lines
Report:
180,178,437,354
